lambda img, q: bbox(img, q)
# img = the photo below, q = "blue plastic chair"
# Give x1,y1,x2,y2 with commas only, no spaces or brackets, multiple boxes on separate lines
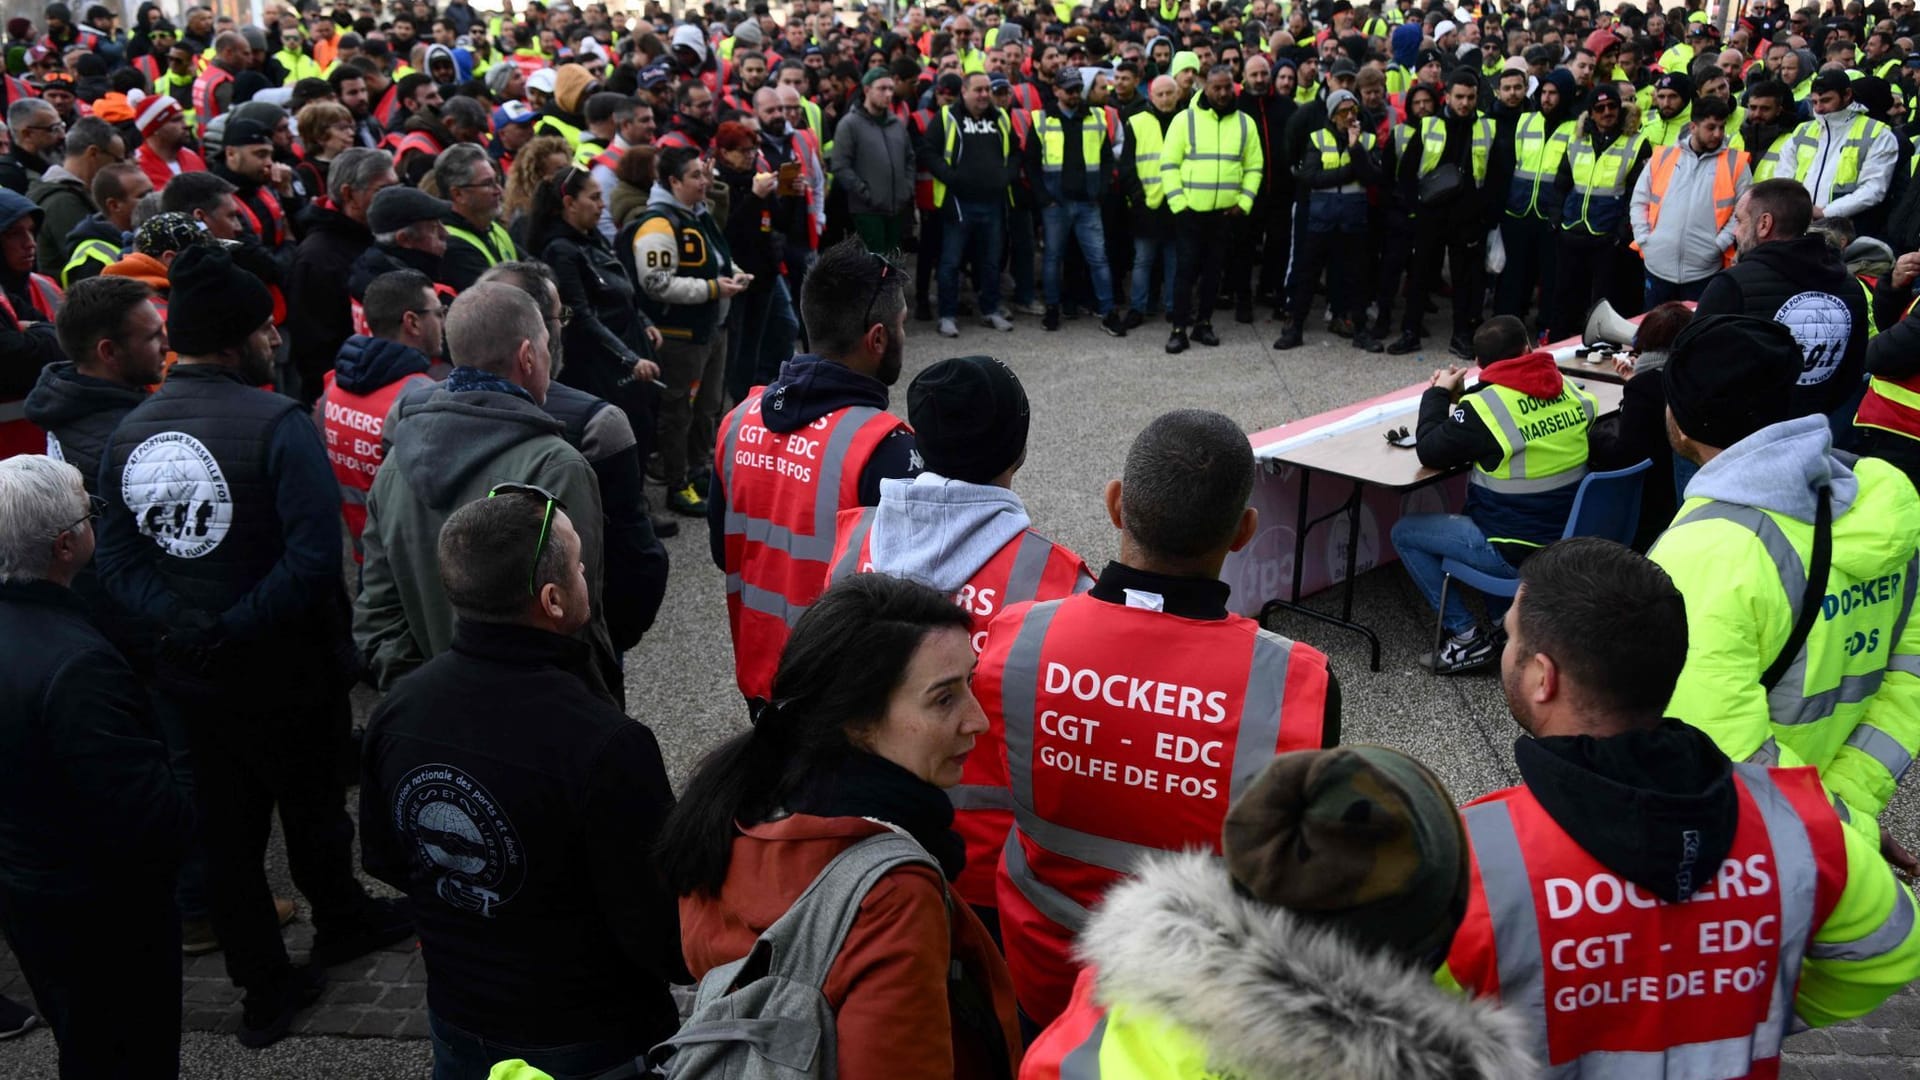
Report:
1432,459,1654,657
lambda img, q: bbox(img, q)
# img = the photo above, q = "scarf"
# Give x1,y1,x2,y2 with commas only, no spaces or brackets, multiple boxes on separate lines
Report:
444,364,533,401
788,748,967,882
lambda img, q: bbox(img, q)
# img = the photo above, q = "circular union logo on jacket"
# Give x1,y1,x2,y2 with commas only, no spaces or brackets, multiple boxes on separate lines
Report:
392,763,526,919
120,431,233,559
1773,291,1852,388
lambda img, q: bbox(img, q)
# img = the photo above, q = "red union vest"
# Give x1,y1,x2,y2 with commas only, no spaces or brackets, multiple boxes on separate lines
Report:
190,63,233,135
318,369,436,559
912,107,937,211
825,504,1093,908
373,83,403,130
714,389,909,701
0,274,64,459
386,129,445,170
977,592,1331,1024
1445,764,1848,1077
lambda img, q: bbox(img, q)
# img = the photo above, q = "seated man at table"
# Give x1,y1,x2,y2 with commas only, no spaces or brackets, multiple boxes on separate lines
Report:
1389,315,1599,675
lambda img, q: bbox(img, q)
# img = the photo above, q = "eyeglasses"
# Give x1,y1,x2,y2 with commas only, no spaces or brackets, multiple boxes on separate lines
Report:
860,250,902,332
409,304,446,319
455,176,503,189
24,121,65,133
58,494,107,536
487,482,566,595
559,304,574,326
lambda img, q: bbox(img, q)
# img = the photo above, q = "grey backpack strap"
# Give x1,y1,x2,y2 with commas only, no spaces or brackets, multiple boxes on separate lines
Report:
759,830,945,987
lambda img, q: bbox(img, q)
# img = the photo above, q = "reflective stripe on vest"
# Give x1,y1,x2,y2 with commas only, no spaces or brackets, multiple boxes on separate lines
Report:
60,237,117,289
932,106,1011,209
1165,106,1257,212
1857,372,1920,443
1127,110,1166,209
1463,380,1597,495
716,393,904,701
1637,144,1746,265
1035,110,1107,190
1417,114,1493,183
1461,765,1821,1075
1791,113,1887,199
1668,497,1920,735
1509,113,1574,218
190,64,232,134
319,369,434,557
444,219,515,269
1565,130,1644,233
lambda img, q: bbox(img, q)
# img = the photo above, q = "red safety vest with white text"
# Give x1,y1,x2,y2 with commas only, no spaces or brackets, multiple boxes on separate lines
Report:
0,274,64,459
190,64,232,136
714,389,909,702
826,504,1093,908
1442,764,1848,1077
976,591,1331,1024
318,369,435,558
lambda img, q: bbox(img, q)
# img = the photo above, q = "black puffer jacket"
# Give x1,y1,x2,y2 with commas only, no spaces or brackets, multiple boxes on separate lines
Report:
347,240,443,303
1692,233,1870,419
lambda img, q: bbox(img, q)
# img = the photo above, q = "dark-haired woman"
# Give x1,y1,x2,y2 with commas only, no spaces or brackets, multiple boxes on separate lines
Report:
657,574,1022,1080
527,165,661,474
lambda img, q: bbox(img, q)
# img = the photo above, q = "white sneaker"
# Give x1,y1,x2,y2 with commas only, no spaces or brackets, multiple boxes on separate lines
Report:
983,312,1013,331
937,317,960,338
1010,300,1046,316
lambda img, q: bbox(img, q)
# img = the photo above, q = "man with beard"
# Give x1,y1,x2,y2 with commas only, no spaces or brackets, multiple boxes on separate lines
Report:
1643,71,1694,147
435,143,519,291
0,98,63,195
1546,81,1650,341
97,246,412,1048
655,78,717,151
1388,70,1498,359
1735,78,1796,180
707,238,920,706
327,65,384,149
1227,53,1292,322
1163,66,1263,353
210,119,295,254
384,72,450,183
1491,67,1573,326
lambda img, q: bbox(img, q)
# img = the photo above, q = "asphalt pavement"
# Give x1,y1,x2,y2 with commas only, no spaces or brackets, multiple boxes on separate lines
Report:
0,304,1913,1078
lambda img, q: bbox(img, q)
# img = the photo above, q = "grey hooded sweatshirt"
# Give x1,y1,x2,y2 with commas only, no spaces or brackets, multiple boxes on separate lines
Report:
867,471,1042,593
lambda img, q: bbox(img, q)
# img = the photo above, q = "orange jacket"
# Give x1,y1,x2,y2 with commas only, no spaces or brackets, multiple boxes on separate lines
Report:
680,814,1022,1080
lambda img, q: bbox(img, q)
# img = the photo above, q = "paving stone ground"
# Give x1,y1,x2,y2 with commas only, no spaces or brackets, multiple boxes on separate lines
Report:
0,306,1915,1078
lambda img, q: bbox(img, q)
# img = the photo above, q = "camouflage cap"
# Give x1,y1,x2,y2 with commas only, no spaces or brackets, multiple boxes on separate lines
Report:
135,211,214,257
1222,744,1468,964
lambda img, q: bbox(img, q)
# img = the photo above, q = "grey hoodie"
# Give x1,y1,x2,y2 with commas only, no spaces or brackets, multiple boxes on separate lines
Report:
1684,414,1860,525
868,472,1035,593
1629,137,1746,284
353,387,613,694
1074,851,1537,1080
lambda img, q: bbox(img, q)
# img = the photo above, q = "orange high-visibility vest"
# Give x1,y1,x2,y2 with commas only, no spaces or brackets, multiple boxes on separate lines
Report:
1634,142,1746,267
826,505,1092,909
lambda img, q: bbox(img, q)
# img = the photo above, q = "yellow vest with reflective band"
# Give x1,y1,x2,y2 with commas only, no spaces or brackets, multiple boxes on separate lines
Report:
1159,103,1264,214
1734,127,1794,181
443,218,516,269
1127,109,1169,209
1461,378,1597,524
1788,113,1889,201
1562,129,1645,233
157,68,196,129
931,107,1011,209
1650,457,1920,838
60,236,118,289
1507,112,1573,219
1643,102,1691,146
1633,142,1747,265
1294,82,1320,105
534,113,582,149
1360,15,1389,37
1384,64,1410,97
1308,125,1373,175
1417,113,1492,182
276,48,322,86
1033,109,1108,198
1658,41,1695,73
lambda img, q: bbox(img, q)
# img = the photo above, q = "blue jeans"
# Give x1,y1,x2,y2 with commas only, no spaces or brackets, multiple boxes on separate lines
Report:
1131,231,1178,312
939,199,1004,318
1391,513,1517,636
1041,200,1113,313
1644,274,1709,306
430,1011,643,1080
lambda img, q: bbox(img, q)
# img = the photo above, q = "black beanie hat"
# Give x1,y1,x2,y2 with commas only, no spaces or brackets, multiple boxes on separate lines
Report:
168,245,275,356
1663,314,1802,450
907,355,1030,484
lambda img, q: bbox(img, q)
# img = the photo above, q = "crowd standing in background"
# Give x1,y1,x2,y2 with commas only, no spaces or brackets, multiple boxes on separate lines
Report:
0,0,1919,1077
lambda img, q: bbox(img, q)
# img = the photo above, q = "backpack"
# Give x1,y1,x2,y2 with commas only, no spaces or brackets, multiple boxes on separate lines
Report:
617,829,948,1080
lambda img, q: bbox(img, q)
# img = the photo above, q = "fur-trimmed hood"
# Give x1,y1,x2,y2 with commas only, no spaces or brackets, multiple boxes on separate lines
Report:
1079,851,1537,1080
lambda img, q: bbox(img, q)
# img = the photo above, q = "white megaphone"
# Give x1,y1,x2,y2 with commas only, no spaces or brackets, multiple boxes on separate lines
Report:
1583,299,1639,352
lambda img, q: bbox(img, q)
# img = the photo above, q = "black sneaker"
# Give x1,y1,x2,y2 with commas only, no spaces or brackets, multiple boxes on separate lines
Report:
1121,308,1143,331
1448,335,1475,360
1421,630,1500,676
1100,309,1127,337
0,996,37,1040
1386,331,1422,355
309,897,414,970
651,514,680,539
1166,327,1189,354
1272,326,1303,350
238,966,324,1049
1190,323,1221,347
1353,331,1385,354
1043,305,1061,331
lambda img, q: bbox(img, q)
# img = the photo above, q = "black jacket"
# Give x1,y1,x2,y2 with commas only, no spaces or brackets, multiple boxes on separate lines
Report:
1516,719,1739,904
361,619,685,1048
540,221,655,404
348,240,443,303
1237,89,1295,201
713,161,796,282
23,361,145,489
1692,233,1870,420
0,145,48,195
439,206,522,294
1586,359,1676,552
0,579,190,897
920,103,1017,206
287,205,375,404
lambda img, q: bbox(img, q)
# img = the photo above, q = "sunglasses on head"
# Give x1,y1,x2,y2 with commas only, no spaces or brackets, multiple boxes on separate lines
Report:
487,482,567,595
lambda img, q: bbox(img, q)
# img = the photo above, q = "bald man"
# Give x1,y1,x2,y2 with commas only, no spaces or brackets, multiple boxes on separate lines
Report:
1231,53,1293,322
1120,75,1185,326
